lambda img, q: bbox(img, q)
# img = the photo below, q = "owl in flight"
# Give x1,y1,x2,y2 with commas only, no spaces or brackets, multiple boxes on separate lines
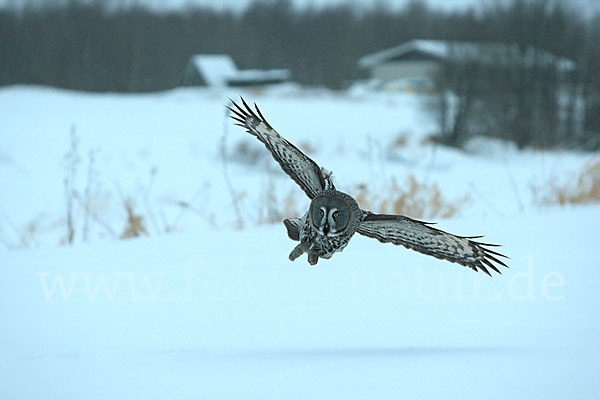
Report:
227,98,507,276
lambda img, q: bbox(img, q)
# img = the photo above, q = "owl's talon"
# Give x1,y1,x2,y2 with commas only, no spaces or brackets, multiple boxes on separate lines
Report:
289,243,305,261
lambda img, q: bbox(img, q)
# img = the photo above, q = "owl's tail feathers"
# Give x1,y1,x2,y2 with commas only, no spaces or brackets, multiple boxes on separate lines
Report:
283,218,302,241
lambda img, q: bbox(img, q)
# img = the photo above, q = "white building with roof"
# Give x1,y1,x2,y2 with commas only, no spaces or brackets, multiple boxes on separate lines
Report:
358,39,575,92
181,54,291,88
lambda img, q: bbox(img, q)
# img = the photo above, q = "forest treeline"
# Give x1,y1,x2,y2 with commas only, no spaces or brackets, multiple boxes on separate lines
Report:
1,0,599,146
1,0,597,91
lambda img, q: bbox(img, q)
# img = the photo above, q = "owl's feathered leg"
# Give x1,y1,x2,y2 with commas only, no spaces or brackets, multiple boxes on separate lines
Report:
289,242,308,261
307,251,319,265
289,242,320,265
283,218,302,241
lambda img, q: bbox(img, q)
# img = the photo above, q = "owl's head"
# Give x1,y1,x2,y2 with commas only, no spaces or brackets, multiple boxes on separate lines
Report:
309,192,356,236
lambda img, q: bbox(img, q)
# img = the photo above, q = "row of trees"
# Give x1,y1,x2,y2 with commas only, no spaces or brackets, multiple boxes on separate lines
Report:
430,1,600,149
1,0,598,148
0,0,463,91
432,43,587,149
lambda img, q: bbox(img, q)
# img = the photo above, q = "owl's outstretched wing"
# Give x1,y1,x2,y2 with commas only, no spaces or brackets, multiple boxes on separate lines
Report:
357,212,508,276
227,98,334,199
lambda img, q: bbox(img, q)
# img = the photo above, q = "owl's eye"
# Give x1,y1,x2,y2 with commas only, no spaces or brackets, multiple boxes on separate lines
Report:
319,209,324,217
332,211,339,219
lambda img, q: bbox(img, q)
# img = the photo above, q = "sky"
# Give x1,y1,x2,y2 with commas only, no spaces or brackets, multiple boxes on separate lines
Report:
2,0,599,13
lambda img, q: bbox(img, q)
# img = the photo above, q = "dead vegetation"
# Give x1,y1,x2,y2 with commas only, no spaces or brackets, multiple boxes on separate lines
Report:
8,114,596,250
50,128,207,247
297,140,317,155
62,126,80,245
229,139,266,166
257,180,300,225
390,132,410,149
119,199,148,239
252,174,468,225
532,160,600,206
353,175,470,220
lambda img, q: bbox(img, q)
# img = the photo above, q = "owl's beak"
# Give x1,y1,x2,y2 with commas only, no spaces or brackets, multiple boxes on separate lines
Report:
323,223,330,235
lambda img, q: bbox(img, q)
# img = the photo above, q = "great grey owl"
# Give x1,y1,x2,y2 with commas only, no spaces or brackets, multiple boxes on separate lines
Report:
227,98,507,276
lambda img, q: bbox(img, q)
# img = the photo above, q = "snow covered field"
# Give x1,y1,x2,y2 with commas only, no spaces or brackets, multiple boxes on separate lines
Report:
1,85,599,399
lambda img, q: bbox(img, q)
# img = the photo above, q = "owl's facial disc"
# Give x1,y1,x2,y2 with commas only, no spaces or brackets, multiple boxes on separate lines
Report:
327,208,339,234
311,196,350,236
319,206,327,223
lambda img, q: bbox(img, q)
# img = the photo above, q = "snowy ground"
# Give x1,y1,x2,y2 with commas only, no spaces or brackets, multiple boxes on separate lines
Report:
1,85,599,399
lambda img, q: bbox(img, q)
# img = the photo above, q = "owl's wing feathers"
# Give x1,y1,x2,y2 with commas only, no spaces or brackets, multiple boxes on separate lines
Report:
227,98,334,199
357,212,508,276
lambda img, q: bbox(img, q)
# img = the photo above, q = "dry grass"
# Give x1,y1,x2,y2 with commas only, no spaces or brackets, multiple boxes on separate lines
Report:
230,139,266,165
353,175,469,219
297,140,317,155
254,175,468,225
390,133,409,149
120,199,148,239
257,181,300,225
419,134,439,147
533,160,600,206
